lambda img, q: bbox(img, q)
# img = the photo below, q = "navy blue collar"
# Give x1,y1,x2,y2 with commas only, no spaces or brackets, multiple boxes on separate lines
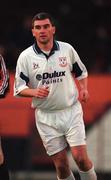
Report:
33,40,59,58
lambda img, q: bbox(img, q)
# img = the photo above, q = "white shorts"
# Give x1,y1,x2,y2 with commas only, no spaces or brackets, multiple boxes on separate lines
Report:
35,101,86,156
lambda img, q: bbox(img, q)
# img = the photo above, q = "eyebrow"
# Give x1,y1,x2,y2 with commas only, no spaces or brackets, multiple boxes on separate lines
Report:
34,23,50,28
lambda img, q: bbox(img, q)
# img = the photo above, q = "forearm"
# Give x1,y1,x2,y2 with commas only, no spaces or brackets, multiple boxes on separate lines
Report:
78,77,88,90
19,88,37,97
78,77,89,102
19,86,49,98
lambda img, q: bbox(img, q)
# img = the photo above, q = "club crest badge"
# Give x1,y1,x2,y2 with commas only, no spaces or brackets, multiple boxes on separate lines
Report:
59,57,67,67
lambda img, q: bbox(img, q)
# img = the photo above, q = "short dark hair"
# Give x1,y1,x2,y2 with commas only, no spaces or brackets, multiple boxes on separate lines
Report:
32,12,55,28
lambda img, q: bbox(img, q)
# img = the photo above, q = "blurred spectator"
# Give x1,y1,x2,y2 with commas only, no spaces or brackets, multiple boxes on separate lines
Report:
10,15,33,50
0,1,111,74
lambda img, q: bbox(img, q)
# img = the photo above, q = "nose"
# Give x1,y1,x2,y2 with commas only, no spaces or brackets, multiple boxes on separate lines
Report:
39,28,46,34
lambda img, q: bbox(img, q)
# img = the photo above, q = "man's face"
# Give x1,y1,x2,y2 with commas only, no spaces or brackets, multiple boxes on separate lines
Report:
32,19,55,44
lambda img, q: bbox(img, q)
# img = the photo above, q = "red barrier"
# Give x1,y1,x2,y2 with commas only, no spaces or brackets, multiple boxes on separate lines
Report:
0,72,34,137
82,75,111,124
0,73,111,136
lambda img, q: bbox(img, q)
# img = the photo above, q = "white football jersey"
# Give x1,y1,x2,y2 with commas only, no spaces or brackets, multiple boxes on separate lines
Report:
14,41,88,111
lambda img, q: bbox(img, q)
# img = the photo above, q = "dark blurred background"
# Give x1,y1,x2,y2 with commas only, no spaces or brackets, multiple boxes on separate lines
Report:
0,0,111,73
0,0,111,179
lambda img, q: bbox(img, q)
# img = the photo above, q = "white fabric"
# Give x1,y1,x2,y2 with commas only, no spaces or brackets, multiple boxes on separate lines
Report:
79,166,97,180
35,101,86,155
14,41,88,111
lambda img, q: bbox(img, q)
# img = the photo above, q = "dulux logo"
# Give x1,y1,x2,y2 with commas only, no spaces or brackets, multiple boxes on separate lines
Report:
36,71,66,81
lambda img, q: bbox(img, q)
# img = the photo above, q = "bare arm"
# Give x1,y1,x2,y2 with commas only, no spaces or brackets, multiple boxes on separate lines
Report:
78,77,89,103
19,86,49,98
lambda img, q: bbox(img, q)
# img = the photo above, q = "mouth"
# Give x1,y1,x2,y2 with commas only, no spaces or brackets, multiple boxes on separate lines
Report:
40,35,47,38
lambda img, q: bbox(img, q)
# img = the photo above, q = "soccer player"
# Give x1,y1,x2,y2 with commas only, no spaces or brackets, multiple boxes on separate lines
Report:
14,12,97,180
0,54,10,179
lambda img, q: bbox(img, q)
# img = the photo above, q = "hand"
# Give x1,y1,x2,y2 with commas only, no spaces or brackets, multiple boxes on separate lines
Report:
79,89,89,103
34,86,49,98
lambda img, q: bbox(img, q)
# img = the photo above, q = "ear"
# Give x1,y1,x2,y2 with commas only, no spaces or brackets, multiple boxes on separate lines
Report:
32,29,35,37
53,26,56,35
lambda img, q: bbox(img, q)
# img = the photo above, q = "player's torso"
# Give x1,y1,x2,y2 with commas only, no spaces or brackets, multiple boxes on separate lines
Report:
26,50,72,88
22,44,78,110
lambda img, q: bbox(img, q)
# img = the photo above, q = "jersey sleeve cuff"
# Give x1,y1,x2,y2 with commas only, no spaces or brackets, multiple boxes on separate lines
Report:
14,86,29,97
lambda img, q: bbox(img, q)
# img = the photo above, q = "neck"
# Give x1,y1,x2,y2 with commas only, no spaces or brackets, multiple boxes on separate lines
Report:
37,39,53,51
